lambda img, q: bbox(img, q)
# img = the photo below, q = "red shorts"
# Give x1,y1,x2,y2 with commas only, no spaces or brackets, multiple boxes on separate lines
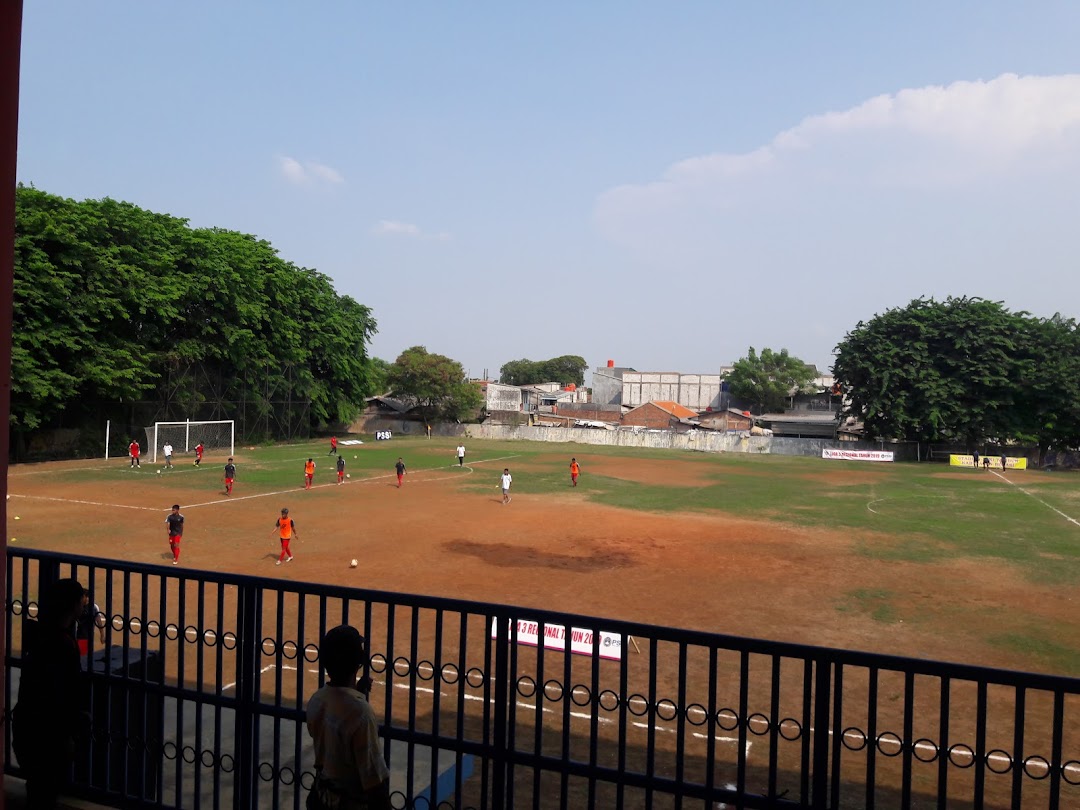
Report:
169,534,181,544
225,477,234,484
305,474,314,482
337,471,344,479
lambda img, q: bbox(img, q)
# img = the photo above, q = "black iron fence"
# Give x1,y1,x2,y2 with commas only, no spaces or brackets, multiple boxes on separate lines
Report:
4,548,1080,809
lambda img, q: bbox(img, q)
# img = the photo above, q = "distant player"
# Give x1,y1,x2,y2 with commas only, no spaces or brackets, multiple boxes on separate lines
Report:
337,454,346,485
983,456,991,470
163,443,174,469
972,449,980,469
1000,452,1007,471
194,442,204,467
273,508,297,565
501,468,512,504
223,457,236,495
304,458,316,490
456,443,466,467
570,457,580,487
328,436,338,456
166,504,184,565
395,458,406,488
129,439,141,468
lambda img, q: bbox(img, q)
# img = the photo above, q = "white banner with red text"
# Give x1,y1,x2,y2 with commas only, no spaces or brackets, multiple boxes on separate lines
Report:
822,448,895,462
491,617,624,661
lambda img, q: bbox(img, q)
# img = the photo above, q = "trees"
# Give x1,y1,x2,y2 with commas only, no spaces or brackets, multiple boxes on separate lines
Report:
726,347,817,414
832,297,1029,445
1015,314,1080,458
387,346,483,424
12,186,379,446
499,355,587,387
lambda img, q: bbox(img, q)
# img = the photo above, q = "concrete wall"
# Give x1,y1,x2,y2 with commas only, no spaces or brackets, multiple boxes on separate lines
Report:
457,423,917,460
621,372,722,411
592,366,631,406
484,383,521,411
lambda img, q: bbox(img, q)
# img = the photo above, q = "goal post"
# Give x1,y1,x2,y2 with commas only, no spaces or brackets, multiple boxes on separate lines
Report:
143,420,235,463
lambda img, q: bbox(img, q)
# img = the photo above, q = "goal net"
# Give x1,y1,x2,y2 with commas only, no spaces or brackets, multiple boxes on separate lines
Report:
143,420,235,463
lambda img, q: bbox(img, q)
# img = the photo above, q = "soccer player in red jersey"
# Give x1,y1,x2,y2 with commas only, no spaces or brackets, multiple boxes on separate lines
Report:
223,458,236,495
166,505,184,565
273,508,297,565
129,439,141,468
194,443,204,467
328,436,338,455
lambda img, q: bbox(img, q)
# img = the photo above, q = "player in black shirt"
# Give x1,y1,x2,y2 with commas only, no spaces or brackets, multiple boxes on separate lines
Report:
223,458,237,496
166,504,184,565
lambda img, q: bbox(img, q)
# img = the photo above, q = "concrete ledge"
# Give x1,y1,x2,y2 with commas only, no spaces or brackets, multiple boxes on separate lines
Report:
3,776,120,810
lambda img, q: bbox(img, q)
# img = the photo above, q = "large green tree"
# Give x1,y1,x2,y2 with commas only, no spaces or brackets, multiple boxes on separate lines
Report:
1015,314,1080,459
726,347,817,414
832,297,1027,445
388,346,483,423
499,355,587,387
12,186,378,446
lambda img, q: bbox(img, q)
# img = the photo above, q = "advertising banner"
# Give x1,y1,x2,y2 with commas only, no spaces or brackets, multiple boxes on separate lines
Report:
949,455,1028,470
822,449,895,462
491,617,624,661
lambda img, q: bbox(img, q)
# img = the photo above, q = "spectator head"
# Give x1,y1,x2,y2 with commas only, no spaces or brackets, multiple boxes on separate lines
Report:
40,578,85,627
320,625,367,682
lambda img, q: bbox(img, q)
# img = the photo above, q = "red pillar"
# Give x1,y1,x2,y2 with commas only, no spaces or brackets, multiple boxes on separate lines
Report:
0,0,24,785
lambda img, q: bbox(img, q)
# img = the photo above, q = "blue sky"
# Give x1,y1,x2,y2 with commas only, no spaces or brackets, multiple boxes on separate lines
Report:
17,2,1080,383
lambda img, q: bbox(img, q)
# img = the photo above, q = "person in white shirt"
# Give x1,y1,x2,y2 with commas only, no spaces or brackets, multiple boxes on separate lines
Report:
162,443,174,469
306,625,391,810
456,444,466,467
500,468,512,504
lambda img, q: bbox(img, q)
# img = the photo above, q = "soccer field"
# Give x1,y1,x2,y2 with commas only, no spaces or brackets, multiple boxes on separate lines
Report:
7,436,1080,676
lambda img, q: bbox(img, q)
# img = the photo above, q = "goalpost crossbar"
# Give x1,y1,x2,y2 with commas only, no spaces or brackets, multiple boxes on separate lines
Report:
143,420,235,463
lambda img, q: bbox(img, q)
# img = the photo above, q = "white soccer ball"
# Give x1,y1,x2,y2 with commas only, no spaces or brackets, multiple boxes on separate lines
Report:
346,473,351,479
350,559,358,568
157,470,162,475
353,455,357,459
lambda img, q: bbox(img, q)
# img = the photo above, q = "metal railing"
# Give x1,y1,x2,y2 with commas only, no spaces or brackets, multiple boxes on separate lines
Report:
4,548,1080,809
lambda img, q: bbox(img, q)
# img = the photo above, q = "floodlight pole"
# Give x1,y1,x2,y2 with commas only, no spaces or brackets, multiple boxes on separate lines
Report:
0,0,24,784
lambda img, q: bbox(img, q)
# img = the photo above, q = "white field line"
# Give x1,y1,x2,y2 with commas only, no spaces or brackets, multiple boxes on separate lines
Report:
156,454,524,511
223,662,749,753
866,498,885,515
9,494,160,511
990,470,1080,529
225,662,1080,774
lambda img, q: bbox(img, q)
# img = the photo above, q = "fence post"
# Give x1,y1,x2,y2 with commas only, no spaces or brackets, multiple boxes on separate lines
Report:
491,618,511,809
812,655,832,809
234,581,259,809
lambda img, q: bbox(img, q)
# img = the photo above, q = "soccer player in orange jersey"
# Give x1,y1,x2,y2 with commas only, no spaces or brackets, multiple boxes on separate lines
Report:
304,458,316,490
273,508,297,565
569,457,581,487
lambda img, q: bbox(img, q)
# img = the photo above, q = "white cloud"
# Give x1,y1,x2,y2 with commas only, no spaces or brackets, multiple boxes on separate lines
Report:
307,161,344,184
596,73,1080,243
277,155,344,186
372,220,450,240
